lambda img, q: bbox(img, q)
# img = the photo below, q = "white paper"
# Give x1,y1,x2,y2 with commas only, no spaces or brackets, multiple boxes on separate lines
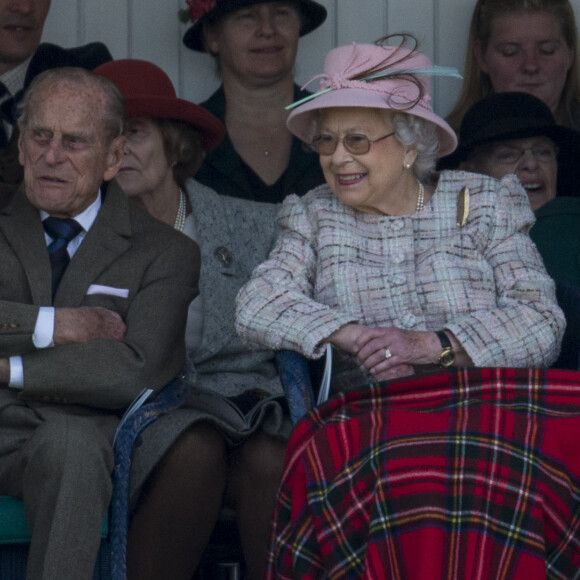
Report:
317,343,333,406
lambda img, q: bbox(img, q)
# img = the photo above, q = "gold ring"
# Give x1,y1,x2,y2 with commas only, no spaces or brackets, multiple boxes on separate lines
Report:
384,348,392,359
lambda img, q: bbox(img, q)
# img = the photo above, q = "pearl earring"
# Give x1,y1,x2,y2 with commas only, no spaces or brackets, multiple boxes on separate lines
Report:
405,162,412,169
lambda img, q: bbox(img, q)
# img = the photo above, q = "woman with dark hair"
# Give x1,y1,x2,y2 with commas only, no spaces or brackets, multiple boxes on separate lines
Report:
96,58,290,580
180,0,327,203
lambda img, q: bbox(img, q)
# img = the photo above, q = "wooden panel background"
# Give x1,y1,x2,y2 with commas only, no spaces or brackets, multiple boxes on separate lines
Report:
41,0,580,117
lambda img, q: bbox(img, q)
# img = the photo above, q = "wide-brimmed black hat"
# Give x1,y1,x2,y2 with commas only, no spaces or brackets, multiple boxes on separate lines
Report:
182,0,327,52
440,92,580,170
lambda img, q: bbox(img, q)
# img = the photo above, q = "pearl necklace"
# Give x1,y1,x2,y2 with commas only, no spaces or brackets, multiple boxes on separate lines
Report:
416,180,425,212
174,189,187,232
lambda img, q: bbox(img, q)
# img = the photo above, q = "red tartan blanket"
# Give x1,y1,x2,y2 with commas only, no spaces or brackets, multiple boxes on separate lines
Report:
265,368,580,580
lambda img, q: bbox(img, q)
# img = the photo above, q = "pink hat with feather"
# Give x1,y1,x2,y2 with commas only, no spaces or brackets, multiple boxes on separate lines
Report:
286,38,459,157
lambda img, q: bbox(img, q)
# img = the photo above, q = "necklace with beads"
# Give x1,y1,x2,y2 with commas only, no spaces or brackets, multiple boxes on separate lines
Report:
173,189,187,232
416,180,425,212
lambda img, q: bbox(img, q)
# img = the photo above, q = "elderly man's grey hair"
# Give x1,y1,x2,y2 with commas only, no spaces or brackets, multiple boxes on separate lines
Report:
17,67,126,144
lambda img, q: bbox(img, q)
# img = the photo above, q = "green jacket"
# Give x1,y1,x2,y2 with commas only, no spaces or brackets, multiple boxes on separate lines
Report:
530,196,580,286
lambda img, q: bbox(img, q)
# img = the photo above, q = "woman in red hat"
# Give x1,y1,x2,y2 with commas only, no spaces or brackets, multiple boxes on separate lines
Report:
181,0,327,203
96,58,291,580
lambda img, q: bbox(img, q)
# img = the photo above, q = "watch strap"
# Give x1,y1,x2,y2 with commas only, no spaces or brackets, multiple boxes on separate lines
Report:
435,330,452,350
435,330,455,367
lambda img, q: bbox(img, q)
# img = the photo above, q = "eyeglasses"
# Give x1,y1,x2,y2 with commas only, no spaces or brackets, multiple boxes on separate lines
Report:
491,145,559,166
310,131,396,155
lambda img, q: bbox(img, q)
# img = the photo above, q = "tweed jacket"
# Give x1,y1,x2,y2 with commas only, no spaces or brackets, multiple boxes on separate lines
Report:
235,171,565,375
183,179,283,399
0,180,200,411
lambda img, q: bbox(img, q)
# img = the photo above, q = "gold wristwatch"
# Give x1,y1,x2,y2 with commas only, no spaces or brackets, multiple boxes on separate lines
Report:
435,330,455,368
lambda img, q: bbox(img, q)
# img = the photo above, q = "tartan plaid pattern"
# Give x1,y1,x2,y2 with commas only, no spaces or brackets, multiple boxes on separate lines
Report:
265,368,580,579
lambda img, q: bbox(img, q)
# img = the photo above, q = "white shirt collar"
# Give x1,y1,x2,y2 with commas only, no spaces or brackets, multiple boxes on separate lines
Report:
0,56,33,98
40,190,103,233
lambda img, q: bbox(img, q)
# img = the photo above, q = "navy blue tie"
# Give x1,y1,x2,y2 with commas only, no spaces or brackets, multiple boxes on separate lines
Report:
43,217,83,296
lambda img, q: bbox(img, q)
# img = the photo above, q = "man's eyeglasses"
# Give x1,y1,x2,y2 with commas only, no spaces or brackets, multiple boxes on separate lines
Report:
491,145,559,166
310,131,396,155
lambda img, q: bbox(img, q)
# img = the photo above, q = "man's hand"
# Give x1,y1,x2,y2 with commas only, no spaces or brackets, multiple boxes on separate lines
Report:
54,307,126,345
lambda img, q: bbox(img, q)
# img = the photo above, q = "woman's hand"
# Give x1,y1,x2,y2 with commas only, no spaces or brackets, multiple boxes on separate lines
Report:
326,324,426,381
326,323,369,353
353,326,440,381
327,324,471,382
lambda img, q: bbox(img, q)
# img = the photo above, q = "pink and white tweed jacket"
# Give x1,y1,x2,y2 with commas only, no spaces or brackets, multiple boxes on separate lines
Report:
235,171,565,379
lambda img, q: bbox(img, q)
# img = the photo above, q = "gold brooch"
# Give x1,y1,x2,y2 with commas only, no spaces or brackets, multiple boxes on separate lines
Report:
457,187,470,228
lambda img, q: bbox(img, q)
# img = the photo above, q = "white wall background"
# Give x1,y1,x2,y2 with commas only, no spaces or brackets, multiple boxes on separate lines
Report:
41,0,580,118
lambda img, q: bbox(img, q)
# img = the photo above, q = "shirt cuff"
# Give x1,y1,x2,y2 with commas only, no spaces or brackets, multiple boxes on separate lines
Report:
10,307,55,388
9,356,23,388
33,306,55,348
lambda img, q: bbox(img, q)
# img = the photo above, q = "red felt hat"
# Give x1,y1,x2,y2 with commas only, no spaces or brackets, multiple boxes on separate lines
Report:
95,59,225,152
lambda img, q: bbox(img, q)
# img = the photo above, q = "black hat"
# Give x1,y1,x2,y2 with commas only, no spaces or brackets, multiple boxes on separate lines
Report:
182,0,327,52
440,92,580,170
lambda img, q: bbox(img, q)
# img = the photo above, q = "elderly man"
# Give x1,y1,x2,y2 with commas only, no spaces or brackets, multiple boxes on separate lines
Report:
0,67,200,579
0,0,112,190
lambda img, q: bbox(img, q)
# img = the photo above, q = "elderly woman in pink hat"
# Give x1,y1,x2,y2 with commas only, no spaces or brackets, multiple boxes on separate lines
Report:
235,35,565,388
234,37,577,579
95,59,291,580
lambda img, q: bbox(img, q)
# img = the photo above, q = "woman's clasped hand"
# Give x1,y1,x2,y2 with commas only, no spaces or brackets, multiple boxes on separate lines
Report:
328,324,444,381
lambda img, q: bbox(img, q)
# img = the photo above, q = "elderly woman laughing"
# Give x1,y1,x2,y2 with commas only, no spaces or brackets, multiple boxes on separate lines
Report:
234,36,565,391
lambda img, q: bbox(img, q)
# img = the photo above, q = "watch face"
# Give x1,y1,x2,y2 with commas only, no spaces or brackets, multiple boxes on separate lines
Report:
440,348,455,367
